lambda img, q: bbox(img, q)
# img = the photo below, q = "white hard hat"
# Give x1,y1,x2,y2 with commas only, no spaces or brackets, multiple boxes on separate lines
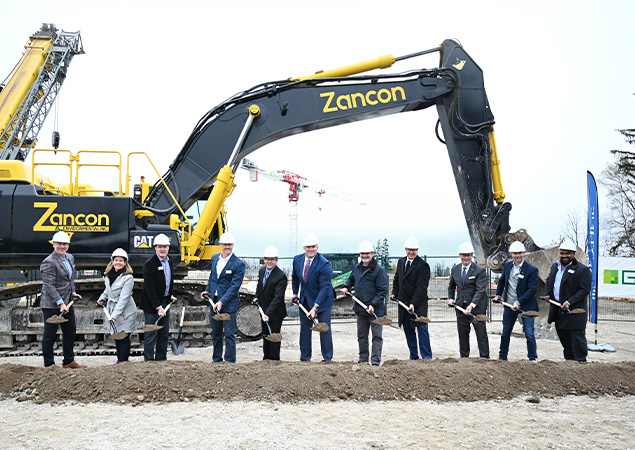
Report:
52,231,70,244
508,241,526,253
458,242,475,254
111,248,128,260
154,233,170,246
403,237,419,249
263,245,279,258
303,233,319,246
559,239,577,252
219,232,235,244
358,240,374,253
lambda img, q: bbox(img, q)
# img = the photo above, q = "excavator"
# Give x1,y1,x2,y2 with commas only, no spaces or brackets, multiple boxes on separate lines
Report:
0,33,549,352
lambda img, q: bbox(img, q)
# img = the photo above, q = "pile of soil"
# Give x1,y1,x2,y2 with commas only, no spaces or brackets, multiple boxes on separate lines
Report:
1,359,634,405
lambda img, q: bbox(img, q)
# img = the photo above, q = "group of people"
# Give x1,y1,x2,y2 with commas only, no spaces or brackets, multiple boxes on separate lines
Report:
40,229,592,368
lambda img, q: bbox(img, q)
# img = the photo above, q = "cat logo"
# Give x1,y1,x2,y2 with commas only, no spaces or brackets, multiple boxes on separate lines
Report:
134,235,154,248
452,58,466,70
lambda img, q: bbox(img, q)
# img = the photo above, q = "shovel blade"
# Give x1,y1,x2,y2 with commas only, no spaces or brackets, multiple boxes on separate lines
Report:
111,331,127,341
265,333,283,343
413,316,431,324
143,324,163,332
373,316,393,326
46,315,68,324
213,313,231,321
520,311,540,318
472,314,489,323
171,340,185,355
311,323,329,332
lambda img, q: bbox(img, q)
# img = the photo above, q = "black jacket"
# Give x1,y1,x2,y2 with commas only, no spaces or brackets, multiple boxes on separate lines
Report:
392,256,430,327
140,254,174,313
546,258,591,329
255,265,288,322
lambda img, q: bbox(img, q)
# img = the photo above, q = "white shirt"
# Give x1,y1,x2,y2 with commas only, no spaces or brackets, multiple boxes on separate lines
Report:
215,253,232,296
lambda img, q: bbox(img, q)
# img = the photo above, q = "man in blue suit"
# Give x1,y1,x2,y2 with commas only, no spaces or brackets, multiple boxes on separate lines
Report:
494,241,539,361
291,233,335,362
201,232,245,363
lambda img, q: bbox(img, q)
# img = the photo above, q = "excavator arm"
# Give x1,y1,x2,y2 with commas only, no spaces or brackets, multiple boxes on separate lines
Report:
144,39,539,270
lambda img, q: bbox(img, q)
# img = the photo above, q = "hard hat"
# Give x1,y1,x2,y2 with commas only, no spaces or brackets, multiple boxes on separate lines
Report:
403,237,419,249
111,248,128,260
52,231,70,244
458,242,474,254
303,233,319,246
219,232,235,244
358,240,374,253
154,233,170,246
263,245,279,258
559,239,577,252
508,241,526,253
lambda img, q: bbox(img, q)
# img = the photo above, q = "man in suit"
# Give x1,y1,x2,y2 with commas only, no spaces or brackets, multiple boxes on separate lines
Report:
201,232,245,363
140,233,176,361
545,239,591,362
40,231,86,368
494,241,539,361
341,240,389,366
291,233,335,362
253,245,287,360
448,242,490,358
390,237,432,360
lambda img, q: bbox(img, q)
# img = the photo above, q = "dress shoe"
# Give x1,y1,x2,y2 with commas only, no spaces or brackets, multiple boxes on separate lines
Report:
62,361,87,369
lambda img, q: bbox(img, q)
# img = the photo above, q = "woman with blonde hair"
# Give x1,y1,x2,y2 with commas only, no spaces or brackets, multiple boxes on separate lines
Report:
98,248,136,362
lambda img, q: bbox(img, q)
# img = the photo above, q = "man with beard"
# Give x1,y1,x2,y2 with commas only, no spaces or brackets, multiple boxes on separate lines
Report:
545,240,591,362
341,240,389,366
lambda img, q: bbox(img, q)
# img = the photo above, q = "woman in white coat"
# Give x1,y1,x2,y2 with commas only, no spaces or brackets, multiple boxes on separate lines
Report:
98,248,136,362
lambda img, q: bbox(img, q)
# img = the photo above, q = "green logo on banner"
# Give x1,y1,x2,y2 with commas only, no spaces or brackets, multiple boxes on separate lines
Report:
604,270,619,284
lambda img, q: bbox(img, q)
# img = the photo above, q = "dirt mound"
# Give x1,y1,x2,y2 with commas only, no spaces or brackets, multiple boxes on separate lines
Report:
1,359,634,405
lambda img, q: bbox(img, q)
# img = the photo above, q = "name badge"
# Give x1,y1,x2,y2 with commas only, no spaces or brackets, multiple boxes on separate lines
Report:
568,269,575,274
518,274,524,279
158,267,164,271
469,276,476,280
226,270,233,274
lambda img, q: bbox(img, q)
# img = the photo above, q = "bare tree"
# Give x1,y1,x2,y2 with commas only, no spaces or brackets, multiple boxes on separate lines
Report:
559,209,588,252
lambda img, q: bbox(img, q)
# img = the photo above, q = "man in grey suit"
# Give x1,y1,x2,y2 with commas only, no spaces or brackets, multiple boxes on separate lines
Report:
40,231,86,368
448,242,490,358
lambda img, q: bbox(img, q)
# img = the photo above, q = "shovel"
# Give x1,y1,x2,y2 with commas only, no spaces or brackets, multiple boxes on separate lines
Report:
539,296,585,314
46,300,76,324
492,297,540,318
448,301,489,322
297,302,329,332
143,302,172,332
170,301,187,355
347,293,392,326
254,300,282,343
97,302,127,340
391,297,430,323
203,293,230,321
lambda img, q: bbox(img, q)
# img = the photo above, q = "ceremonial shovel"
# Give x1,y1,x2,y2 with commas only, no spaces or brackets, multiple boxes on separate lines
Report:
97,302,127,340
46,300,76,324
203,293,230,321
492,297,540,318
170,301,187,355
297,302,329,332
143,302,172,332
391,297,430,323
448,301,489,322
539,296,585,314
347,293,392,325
254,300,282,343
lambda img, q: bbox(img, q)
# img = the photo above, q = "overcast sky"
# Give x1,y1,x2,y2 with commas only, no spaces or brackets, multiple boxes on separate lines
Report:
1,0,633,258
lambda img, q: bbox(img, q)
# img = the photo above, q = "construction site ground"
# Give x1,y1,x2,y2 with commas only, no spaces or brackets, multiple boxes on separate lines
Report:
1,320,634,449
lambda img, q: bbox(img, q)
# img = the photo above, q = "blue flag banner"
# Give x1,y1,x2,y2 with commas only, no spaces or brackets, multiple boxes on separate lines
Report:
587,171,599,323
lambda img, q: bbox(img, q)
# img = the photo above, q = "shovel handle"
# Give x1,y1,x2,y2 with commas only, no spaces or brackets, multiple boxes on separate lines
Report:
349,294,379,319
59,300,75,315
392,297,420,318
179,303,186,327
452,303,476,319
539,296,571,313
298,302,319,325
493,298,525,314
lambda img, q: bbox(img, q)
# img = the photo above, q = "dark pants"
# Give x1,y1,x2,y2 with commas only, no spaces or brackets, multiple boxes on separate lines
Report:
457,314,489,358
299,306,333,362
144,309,170,361
210,309,237,363
42,307,76,367
403,319,432,360
499,309,537,360
357,315,383,365
115,334,131,362
555,323,588,362
261,319,283,360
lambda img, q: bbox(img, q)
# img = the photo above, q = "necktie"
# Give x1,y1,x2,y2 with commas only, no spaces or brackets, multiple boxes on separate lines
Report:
461,266,467,283
406,260,411,271
263,270,270,285
303,259,311,282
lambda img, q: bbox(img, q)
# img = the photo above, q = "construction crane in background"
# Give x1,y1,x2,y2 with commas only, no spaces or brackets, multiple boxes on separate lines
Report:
0,23,84,161
241,158,365,254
